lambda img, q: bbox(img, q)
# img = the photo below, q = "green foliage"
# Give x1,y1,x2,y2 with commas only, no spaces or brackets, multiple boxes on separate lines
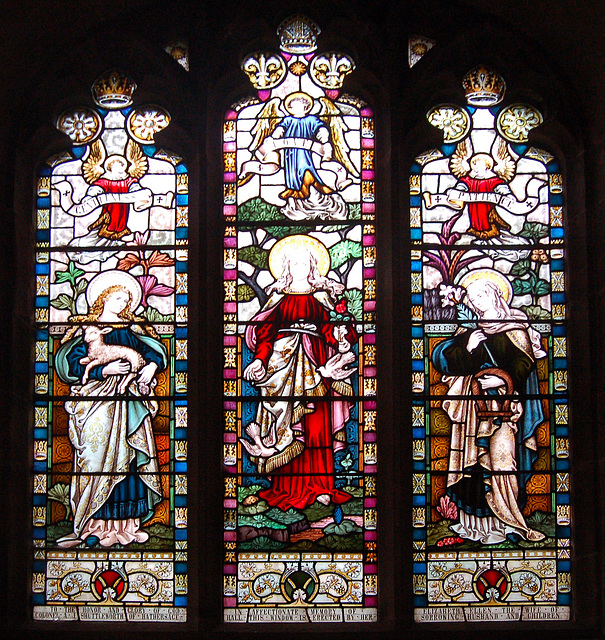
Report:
238,245,268,270
237,284,256,302
238,513,287,529
522,304,550,320
143,307,174,323
512,271,551,297
55,261,85,286
238,197,306,239
519,221,549,241
341,485,363,498
238,485,264,501
238,197,282,223
348,203,361,220
288,539,315,551
323,519,361,536
48,482,71,519
329,239,362,270
342,499,363,516
268,225,308,240
510,259,532,277
50,293,74,311
343,288,363,321
51,261,87,315
239,536,286,551
264,507,307,526
303,501,333,522
318,532,363,551
525,510,556,538
239,499,270,515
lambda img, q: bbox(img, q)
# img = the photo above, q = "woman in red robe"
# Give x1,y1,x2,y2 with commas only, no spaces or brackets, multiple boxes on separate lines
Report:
241,241,356,510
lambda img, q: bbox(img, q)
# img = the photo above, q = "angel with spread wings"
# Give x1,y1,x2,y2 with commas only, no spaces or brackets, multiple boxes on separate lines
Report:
448,138,515,239
55,139,173,262
238,92,359,220
423,137,543,241
81,139,149,240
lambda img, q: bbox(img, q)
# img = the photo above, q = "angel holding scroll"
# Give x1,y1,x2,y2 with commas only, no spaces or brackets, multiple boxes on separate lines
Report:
238,92,359,221
54,139,174,263
423,137,545,241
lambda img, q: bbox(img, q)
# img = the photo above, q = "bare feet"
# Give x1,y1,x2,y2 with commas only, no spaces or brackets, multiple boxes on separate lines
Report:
316,494,331,506
56,533,83,548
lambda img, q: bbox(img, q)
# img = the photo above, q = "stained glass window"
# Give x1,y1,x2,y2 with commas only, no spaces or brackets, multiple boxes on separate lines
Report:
222,15,378,624
412,67,570,623
32,71,188,622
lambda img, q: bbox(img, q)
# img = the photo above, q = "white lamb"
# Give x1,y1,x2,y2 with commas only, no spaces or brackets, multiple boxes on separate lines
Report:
79,325,150,394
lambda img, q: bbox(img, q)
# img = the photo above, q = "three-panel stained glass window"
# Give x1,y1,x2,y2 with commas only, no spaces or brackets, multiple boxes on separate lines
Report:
29,20,574,629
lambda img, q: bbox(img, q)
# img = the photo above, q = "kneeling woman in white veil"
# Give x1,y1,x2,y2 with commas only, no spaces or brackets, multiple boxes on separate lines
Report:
432,269,547,544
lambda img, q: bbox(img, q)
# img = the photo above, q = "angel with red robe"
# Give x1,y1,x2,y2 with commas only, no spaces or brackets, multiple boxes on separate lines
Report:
55,139,173,263
423,137,544,243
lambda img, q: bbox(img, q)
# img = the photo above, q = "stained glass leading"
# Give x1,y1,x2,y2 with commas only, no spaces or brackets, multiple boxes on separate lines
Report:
412,67,570,623
223,15,377,624
32,71,188,622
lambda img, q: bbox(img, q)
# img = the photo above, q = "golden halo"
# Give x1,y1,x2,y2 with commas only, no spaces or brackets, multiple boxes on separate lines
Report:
268,235,331,279
86,270,142,312
284,92,314,115
458,268,513,303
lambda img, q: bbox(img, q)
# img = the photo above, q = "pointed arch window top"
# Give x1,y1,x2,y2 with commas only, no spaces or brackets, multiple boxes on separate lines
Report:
412,67,570,623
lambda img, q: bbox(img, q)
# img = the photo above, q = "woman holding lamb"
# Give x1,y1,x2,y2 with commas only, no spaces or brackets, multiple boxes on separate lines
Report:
55,270,167,548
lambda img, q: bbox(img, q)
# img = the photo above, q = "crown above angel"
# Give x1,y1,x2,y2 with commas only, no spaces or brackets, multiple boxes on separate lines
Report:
277,14,321,54
91,69,137,109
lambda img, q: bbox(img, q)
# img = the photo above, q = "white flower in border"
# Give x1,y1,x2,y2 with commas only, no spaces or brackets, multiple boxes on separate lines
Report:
57,109,101,144
128,108,171,143
427,106,470,143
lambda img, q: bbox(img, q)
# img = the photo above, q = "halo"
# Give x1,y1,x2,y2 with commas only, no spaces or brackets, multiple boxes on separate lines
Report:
268,235,331,279
458,268,513,303
85,270,142,312
284,92,314,115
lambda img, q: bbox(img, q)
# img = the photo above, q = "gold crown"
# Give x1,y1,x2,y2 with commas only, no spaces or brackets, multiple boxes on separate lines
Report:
462,66,506,106
277,15,320,54
91,70,136,109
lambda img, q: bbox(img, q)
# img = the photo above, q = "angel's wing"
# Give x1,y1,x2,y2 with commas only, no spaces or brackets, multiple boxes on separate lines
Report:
318,97,359,178
449,138,472,178
126,140,148,179
82,139,106,184
249,97,282,151
493,138,516,182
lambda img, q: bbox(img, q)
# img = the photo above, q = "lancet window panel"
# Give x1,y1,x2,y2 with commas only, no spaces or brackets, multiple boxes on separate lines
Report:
222,15,378,624
32,71,189,623
412,67,570,624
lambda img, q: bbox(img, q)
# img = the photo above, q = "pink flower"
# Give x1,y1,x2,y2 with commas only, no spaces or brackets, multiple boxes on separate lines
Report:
131,230,150,246
137,274,174,307
436,495,458,520
437,536,464,547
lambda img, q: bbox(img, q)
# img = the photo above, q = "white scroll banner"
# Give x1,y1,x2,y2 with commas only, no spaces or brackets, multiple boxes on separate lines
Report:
423,178,546,215
54,179,174,217
238,137,350,190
